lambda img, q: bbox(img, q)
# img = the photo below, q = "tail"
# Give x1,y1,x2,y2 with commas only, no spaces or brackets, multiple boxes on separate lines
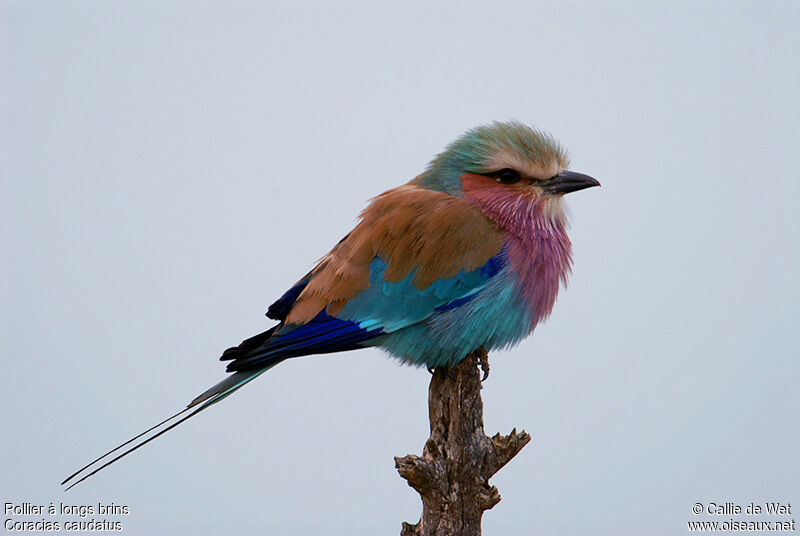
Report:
61,299,379,489
61,362,281,491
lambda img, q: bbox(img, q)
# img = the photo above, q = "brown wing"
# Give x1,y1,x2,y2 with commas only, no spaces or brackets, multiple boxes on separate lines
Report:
285,184,505,325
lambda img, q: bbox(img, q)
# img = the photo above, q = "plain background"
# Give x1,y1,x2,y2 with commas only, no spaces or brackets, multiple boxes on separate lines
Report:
2,1,798,534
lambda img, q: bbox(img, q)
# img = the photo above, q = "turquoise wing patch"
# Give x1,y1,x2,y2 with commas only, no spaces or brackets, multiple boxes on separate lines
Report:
337,250,507,333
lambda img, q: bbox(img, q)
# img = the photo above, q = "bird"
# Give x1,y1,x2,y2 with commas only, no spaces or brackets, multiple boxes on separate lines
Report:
62,120,599,489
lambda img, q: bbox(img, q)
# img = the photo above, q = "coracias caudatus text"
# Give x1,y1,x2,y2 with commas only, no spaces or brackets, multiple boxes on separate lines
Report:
63,120,599,489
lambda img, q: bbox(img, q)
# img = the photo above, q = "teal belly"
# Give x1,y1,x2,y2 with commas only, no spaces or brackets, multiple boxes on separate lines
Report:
375,269,533,367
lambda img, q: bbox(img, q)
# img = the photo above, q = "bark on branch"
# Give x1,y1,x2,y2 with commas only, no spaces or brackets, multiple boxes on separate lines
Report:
395,350,531,536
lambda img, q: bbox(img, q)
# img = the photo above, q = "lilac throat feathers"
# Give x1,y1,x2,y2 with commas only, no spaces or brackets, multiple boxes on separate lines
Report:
460,175,573,328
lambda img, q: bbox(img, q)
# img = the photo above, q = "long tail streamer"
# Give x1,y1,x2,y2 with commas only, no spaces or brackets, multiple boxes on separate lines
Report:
62,365,277,490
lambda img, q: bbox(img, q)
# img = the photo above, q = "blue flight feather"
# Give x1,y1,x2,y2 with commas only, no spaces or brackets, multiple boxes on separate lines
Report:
226,312,383,371
267,276,310,320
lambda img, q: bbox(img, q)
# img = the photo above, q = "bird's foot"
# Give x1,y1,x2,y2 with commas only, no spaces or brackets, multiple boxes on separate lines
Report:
475,347,490,382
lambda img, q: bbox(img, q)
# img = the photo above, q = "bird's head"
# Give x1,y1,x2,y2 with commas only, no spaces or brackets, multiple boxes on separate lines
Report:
415,120,599,228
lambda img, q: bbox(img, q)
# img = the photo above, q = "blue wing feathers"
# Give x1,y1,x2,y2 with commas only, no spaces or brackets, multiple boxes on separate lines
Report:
225,249,508,371
266,276,310,320
480,254,505,278
225,313,383,371
338,251,508,331
434,292,479,312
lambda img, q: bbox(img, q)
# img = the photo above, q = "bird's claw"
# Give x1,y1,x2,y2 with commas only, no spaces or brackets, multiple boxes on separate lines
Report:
475,347,490,382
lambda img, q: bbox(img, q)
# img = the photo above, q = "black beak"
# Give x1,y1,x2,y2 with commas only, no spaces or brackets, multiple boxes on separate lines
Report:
541,171,601,195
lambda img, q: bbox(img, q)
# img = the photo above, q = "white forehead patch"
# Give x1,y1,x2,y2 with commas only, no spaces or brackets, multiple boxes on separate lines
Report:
486,150,564,180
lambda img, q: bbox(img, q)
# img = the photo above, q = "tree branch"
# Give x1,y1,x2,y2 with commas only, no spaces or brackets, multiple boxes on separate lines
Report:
395,350,531,535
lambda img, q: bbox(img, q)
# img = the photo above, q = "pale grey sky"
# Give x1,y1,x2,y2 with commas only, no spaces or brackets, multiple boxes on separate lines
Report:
2,1,799,534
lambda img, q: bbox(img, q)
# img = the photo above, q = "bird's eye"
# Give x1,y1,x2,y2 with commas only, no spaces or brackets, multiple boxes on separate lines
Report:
491,168,522,184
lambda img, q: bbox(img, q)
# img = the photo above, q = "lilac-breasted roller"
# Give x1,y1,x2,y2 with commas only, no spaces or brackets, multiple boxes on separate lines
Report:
63,120,599,489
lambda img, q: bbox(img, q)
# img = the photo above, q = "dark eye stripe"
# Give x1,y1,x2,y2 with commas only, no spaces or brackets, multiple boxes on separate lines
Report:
486,168,522,184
